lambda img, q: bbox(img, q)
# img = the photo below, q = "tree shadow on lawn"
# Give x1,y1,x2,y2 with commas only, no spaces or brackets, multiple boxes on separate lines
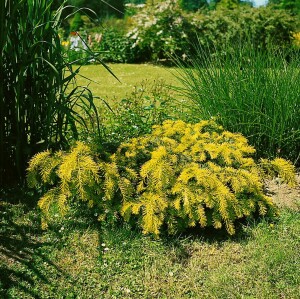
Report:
0,189,67,299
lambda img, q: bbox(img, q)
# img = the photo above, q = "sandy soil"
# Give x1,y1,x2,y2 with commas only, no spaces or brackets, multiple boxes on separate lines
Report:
265,173,300,210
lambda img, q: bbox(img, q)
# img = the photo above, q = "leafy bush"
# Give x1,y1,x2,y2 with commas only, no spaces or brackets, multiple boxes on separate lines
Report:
124,2,297,63
27,120,296,236
70,12,84,31
192,6,297,52
126,0,197,62
173,45,300,165
91,27,136,63
179,0,208,11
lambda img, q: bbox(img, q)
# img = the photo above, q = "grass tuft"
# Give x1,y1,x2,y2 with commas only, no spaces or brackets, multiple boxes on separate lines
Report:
172,45,300,165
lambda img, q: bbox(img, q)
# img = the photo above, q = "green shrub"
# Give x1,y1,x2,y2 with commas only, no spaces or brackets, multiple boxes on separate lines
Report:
70,12,84,31
124,3,297,63
97,80,181,152
192,6,297,52
28,120,296,236
96,0,126,18
179,0,208,11
27,142,119,229
91,27,136,63
126,0,197,62
173,45,300,165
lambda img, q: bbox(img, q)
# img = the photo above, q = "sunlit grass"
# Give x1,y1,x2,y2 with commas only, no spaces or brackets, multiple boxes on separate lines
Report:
173,46,300,165
76,63,181,101
1,195,300,298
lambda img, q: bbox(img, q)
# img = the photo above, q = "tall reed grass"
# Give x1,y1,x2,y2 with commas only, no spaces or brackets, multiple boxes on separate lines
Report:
173,45,300,165
0,0,103,186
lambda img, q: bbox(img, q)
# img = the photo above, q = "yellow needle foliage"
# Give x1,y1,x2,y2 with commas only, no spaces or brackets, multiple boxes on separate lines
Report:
27,142,114,229
27,120,296,235
112,120,296,236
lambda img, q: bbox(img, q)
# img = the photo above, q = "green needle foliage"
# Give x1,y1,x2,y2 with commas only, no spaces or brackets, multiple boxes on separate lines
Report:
173,45,300,166
0,0,103,186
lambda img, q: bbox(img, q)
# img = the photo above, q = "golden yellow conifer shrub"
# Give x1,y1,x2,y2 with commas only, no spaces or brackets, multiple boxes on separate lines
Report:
27,142,118,229
110,120,296,236
27,120,296,235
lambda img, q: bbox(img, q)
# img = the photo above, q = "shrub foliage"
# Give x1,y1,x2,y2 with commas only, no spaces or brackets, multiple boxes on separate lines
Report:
124,1,297,63
27,142,116,229
112,120,295,235
28,120,296,235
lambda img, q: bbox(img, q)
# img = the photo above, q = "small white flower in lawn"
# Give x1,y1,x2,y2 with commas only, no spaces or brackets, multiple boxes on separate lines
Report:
101,243,106,247
169,271,174,277
104,247,109,252
124,288,131,294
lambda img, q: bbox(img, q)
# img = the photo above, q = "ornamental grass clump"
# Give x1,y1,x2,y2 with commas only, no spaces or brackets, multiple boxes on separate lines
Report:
173,44,300,165
111,120,296,236
27,120,296,236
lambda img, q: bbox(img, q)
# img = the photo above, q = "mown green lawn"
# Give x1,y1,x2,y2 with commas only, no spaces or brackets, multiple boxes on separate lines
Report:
76,63,181,101
1,189,300,299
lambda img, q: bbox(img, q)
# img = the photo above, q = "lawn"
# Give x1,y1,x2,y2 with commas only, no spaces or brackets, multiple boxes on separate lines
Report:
1,177,300,298
2,2,300,297
76,63,181,101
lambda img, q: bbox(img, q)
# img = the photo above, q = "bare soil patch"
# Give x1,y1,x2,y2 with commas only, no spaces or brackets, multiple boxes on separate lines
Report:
266,173,300,209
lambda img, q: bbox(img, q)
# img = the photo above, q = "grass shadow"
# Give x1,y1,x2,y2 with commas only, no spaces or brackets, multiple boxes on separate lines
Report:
156,213,277,267
0,189,68,298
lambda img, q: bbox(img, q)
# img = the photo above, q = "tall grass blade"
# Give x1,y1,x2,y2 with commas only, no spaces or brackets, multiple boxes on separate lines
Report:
0,0,104,186
172,43,300,164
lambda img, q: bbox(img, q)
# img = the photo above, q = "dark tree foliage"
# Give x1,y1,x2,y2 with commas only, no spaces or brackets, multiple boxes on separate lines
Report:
70,12,84,31
125,0,146,4
66,0,125,18
179,0,209,11
268,0,300,15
